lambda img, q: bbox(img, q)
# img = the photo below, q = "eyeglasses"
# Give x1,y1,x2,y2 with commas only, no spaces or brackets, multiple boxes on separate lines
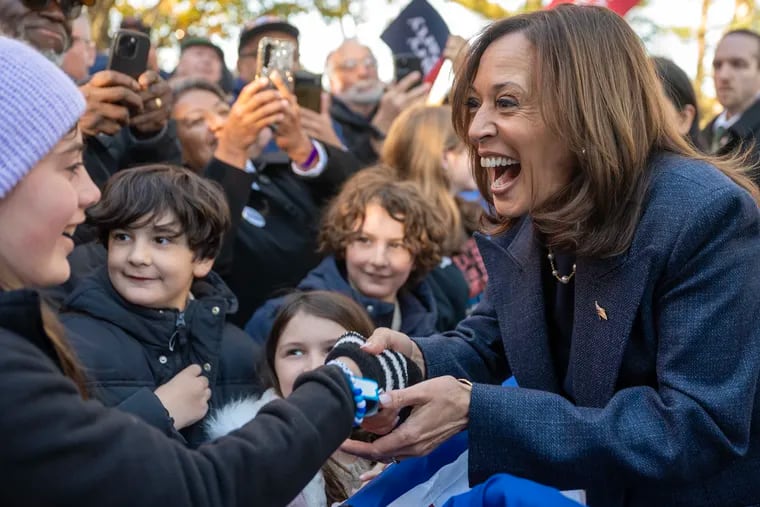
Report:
335,56,377,72
21,0,95,20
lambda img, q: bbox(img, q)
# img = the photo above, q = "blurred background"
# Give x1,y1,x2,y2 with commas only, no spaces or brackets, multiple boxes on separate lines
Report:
85,0,758,126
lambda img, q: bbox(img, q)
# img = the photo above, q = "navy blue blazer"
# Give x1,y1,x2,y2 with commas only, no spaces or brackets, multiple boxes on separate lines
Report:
414,154,760,506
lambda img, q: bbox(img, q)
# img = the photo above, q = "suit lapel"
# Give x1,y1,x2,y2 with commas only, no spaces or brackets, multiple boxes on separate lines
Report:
569,250,653,407
478,219,560,393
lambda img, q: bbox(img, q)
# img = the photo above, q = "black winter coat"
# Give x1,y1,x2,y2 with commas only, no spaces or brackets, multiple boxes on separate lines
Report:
206,147,360,326
61,268,262,447
701,98,760,186
329,96,381,167
0,288,354,507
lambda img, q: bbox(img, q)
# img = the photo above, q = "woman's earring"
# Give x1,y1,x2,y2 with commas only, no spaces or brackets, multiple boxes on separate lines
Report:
581,148,587,155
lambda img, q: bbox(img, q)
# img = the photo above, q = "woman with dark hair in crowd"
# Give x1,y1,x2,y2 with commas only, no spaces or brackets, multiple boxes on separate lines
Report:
652,56,704,149
0,36,417,506
347,6,760,506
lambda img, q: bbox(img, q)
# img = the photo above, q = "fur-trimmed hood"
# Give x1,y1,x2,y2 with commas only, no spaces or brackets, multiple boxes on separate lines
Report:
205,389,327,507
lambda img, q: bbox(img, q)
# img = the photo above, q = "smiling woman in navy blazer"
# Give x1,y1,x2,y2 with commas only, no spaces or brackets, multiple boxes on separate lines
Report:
345,5,760,507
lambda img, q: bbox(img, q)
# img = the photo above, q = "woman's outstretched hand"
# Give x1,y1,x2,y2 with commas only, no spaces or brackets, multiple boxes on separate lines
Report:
342,376,471,462
361,327,426,377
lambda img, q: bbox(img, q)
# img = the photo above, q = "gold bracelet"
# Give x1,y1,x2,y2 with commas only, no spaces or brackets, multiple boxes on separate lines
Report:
457,378,473,390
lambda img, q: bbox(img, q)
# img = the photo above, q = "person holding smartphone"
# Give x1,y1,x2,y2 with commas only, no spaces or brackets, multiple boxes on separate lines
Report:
170,72,361,326
326,39,430,166
235,16,345,150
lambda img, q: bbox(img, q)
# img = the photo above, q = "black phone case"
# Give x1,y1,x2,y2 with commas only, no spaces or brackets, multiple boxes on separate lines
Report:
107,30,150,80
294,71,322,112
394,53,423,83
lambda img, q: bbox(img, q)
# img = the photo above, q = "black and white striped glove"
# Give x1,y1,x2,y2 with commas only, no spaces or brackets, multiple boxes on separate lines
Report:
325,331,424,392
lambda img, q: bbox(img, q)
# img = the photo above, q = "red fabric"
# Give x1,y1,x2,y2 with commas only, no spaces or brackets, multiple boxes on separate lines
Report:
424,56,445,84
546,0,639,16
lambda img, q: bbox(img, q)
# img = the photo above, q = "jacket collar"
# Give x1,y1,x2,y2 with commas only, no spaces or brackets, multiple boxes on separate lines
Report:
477,217,649,407
329,95,377,126
300,256,437,334
62,267,236,349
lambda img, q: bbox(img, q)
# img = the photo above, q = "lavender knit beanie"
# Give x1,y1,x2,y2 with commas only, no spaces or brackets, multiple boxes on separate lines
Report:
0,36,85,199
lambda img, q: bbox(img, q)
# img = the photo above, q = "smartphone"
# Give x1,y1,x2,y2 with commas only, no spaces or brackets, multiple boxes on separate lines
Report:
294,70,322,112
256,37,296,91
394,53,423,83
107,29,150,80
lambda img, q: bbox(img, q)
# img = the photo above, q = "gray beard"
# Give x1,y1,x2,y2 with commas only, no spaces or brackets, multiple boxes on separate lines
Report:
338,81,384,106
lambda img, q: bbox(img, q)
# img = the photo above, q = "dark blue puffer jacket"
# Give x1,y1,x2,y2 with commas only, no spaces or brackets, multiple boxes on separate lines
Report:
61,268,263,447
245,255,439,344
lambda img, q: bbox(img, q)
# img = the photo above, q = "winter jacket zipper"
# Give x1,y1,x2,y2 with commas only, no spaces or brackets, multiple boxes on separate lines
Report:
168,311,186,352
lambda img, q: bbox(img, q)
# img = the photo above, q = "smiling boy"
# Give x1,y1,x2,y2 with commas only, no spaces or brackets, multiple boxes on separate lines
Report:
61,164,261,447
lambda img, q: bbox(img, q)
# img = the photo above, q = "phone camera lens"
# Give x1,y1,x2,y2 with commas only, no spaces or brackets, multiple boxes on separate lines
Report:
119,36,138,58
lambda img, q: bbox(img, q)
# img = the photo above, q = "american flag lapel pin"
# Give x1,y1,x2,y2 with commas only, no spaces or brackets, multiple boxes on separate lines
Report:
595,301,608,321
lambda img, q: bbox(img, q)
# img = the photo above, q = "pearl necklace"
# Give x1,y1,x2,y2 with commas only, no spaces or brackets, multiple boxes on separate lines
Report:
547,249,576,284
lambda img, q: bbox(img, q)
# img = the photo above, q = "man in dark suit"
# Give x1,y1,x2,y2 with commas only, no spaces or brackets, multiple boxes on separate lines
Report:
703,29,760,184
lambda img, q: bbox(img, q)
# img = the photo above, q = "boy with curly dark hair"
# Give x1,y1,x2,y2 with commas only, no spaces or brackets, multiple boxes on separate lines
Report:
61,164,261,447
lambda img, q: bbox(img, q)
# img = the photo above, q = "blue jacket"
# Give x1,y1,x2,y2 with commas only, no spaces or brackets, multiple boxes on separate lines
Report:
413,154,760,506
61,268,263,447
245,256,438,344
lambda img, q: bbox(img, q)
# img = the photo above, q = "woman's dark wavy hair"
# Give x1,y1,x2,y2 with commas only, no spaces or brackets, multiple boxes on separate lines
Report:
652,56,703,150
451,5,758,257
87,164,230,260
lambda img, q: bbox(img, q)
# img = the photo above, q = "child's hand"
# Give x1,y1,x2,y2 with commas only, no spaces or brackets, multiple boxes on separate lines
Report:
154,364,211,430
358,462,387,489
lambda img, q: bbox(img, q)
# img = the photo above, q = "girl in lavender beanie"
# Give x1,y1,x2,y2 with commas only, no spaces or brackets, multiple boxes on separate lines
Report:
0,36,85,198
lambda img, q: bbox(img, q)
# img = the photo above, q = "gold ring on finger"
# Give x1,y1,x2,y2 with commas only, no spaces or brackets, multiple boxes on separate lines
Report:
154,97,163,109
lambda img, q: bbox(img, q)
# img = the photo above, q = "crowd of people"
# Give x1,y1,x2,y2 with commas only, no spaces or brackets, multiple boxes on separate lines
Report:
0,0,758,506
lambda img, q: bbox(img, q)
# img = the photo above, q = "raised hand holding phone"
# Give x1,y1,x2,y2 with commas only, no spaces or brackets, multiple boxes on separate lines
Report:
370,71,430,143
255,37,296,89
107,30,150,80
268,70,315,166
79,29,171,138
130,70,172,136
393,53,423,84
78,70,142,137
299,92,344,148
214,77,283,168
